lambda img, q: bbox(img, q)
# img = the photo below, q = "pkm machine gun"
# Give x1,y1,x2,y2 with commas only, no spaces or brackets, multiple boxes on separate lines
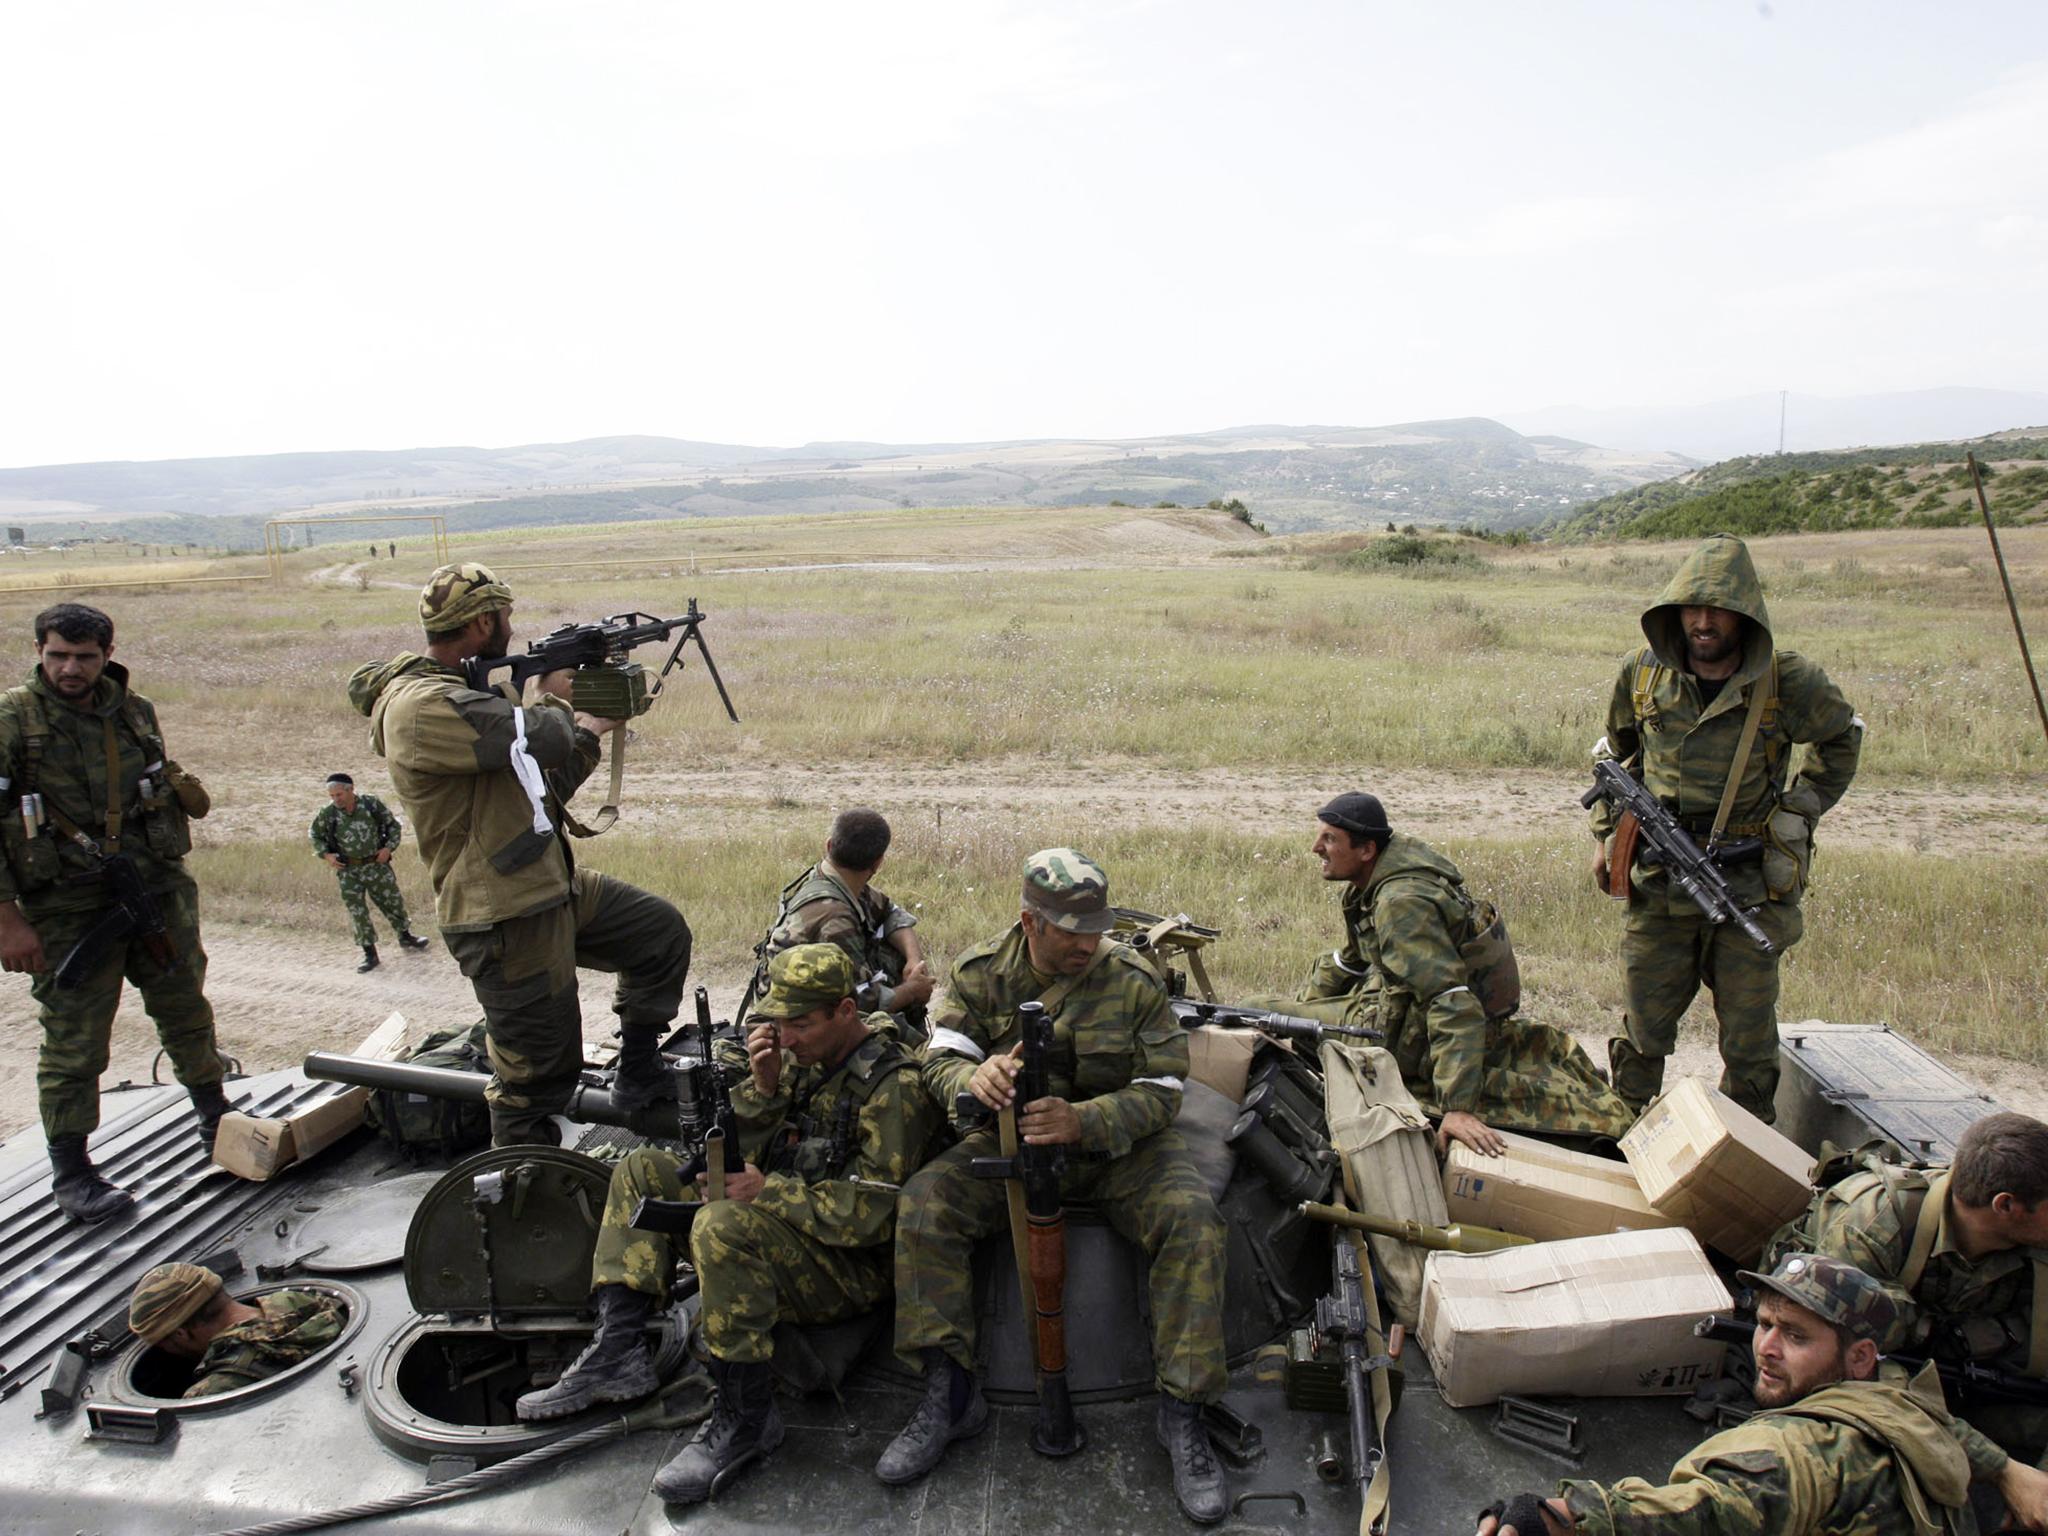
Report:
1173,998,1382,1048
1581,758,1775,954
1312,1234,1405,1502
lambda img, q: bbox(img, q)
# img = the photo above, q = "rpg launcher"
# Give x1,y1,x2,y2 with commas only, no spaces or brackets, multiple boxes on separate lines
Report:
1581,758,1776,954
958,1001,1083,1458
1299,1200,1532,1254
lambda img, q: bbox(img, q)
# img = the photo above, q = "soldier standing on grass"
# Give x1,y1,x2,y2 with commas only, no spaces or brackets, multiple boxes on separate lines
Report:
308,772,430,973
1589,533,1861,1123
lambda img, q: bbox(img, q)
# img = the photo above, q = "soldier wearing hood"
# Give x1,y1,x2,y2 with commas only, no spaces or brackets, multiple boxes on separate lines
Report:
1590,534,1862,1122
348,564,692,1147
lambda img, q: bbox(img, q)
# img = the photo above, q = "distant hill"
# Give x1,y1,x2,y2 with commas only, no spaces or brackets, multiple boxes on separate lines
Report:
0,421,1692,546
1547,428,2048,542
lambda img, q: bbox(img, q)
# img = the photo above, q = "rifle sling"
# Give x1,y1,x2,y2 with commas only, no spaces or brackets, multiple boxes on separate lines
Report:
1893,1172,2048,1380
996,1105,1039,1350
558,726,627,839
1337,1158,1394,1535
1031,938,1113,1016
1709,657,1775,846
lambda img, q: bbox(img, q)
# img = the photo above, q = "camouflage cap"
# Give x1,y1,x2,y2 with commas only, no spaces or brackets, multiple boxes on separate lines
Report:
1736,1254,1903,1347
1022,847,1114,934
419,562,513,635
754,942,859,1020
129,1262,223,1344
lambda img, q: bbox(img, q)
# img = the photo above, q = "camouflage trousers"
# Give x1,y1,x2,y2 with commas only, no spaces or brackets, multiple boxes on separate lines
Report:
589,1146,888,1364
1613,899,1803,1124
894,1127,1228,1402
334,861,411,947
445,869,689,1147
26,873,222,1140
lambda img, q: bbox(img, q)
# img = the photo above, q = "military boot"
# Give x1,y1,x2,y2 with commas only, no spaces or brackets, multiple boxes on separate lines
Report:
515,1284,659,1421
48,1134,135,1225
356,945,380,973
189,1081,231,1155
608,1024,675,1113
651,1356,783,1504
396,931,431,952
875,1347,988,1485
1156,1394,1228,1525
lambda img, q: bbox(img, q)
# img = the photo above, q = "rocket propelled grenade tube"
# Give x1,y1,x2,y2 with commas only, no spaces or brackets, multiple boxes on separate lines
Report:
1299,1199,1533,1254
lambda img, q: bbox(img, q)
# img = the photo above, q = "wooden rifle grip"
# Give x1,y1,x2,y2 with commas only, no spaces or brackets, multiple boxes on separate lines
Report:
1608,813,1640,901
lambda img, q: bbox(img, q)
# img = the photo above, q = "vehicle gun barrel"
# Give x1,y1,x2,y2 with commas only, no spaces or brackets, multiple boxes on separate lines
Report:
302,1050,690,1139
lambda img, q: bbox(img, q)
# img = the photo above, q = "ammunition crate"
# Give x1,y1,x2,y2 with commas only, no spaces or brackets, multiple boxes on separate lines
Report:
1284,1327,1348,1413
570,662,653,719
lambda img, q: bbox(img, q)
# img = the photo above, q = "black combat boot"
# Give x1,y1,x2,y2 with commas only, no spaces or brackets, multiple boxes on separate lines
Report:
608,1024,675,1113
875,1347,988,1485
48,1134,135,1225
397,931,431,952
515,1284,660,1421
1157,1394,1228,1525
189,1081,231,1155
356,946,380,973
651,1355,783,1504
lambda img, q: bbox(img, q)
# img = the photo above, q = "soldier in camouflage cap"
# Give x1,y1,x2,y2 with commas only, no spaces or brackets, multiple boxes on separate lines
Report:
129,1263,346,1399
881,849,1232,1524
517,943,940,1510
129,1262,222,1343
349,565,690,1145
1477,1255,2048,1534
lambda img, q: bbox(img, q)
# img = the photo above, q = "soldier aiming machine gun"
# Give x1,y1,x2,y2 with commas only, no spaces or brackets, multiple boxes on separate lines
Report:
1581,757,1776,954
460,598,740,836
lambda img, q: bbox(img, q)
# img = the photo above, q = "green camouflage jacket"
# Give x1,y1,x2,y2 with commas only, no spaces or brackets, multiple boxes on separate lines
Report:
713,1018,940,1250
758,863,916,1002
921,925,1184,1158
185,1289,346,1399
347,654,599,931
1591,534,1862,913
1560,1366,1976,1536
1327,833,1494,1115
309,794,402,861
0,664,203,915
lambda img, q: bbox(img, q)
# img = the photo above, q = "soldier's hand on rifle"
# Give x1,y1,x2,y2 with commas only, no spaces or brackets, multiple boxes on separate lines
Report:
697,1162,766,1204
1997,1457,2048,1532
746,1021,783,1096
969,1043,1025,1111
323,853,344,868
892,959,935,1011
1019,1096,1083,1146
1437,1110,1507,1158
0,902,46,974
1590,840,1610,893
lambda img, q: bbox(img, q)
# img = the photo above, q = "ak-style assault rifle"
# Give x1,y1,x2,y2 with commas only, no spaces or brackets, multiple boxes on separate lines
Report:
1581,758,1775,954
55,852,177,989
1695,1314,2048,1408
461,599,739,723
1172,998,1382,1047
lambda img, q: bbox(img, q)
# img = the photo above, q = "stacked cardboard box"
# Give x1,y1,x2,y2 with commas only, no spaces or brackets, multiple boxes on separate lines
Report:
213,1011,410,1181
1620,1078,1815,1263
1443,1130,1678,1244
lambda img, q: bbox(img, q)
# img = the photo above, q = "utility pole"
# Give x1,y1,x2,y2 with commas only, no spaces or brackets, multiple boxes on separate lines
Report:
1777,390,1788,455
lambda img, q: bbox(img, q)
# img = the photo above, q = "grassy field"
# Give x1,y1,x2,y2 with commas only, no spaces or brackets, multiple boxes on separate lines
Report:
2,503,2044,1064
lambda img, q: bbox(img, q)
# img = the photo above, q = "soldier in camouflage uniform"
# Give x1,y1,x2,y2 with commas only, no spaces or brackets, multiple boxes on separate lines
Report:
516,944,939,1507
349,564,691,1146
1260,793,1634,1154
750,807,934,1038
1765,1113,2048,1481
0,604,228,1224
1478,1255,2048,1535
308,772,431,972
880,849,1232,1525
128,1262,346,1399
1590,533,1861,1122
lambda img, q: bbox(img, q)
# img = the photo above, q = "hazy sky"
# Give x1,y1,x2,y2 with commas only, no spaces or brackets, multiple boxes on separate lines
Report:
4,1,2046,466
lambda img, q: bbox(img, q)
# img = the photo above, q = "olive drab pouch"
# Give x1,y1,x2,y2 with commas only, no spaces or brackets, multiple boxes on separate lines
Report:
364,1021,493,1157
164,761,210,819
1761,806,1812,903
138,775,193,862
1459,899,1521,1021
2,792,62,892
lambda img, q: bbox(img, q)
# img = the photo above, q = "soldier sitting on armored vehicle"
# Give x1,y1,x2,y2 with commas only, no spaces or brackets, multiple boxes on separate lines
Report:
748,807,935,1037
1476,1255,2048,1535
879,848,1232,1525
515,943,940,1508
1767,1112,2048,1480
128,1263,345,1400
1245,792,1633,1156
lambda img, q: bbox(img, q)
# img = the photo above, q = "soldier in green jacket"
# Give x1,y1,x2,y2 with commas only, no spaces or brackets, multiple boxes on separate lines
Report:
514,944,940,1507
1767,1113,2048,1477
308,772,430,972
1477,1255,2048,1535
1590,533,1861,1122
128,1262,346,1399
880,848,1231,1525
0,604,228,1223
349,564,691,1146
750,807,935,1034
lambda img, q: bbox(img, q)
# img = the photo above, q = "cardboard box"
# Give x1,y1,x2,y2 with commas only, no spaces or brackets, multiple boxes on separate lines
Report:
1444,1130,1679,1244
213,1011,410,1181
1418,1227,1731,1408
1186,1026,1262,1103
1620,1077,1815,1263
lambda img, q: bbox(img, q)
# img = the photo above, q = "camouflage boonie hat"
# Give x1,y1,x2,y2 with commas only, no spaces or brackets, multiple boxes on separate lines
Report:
1022,848,1114,934
755,943,859,1020
129,1262,223,1344
419,562,513,635
1737,1254,1902,1347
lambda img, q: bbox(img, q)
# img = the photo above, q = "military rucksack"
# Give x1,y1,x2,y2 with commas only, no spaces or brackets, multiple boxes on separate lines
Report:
363,1021,492,1157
